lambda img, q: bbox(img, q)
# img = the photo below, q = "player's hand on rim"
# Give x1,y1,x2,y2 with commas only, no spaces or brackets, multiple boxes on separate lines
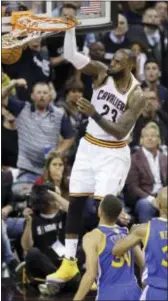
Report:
77,97,96,117
63,15,81,26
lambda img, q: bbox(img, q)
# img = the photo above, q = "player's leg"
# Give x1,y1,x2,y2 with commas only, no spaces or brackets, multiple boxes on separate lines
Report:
47,139,94,283
92,145,131,228
65,139,95,259
94,145,131,199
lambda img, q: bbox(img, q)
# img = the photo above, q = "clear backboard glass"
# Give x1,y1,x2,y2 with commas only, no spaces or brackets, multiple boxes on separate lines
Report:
2,1,118,33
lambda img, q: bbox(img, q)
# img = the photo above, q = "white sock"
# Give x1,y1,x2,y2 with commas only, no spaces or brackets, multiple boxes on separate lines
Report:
65,239,78,259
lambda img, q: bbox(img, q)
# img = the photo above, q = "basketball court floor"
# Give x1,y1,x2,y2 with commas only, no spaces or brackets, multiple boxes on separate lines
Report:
2,278,96,301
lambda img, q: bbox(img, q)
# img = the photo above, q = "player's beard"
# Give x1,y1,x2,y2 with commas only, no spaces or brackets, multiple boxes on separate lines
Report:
107,68,125,80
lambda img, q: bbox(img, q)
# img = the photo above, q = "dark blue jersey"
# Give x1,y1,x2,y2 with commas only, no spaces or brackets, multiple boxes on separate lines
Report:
97,225,137,288
142,218,167,289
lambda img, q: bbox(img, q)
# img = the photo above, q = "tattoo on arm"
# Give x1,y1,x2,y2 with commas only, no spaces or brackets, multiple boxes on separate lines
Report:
92,87,145,140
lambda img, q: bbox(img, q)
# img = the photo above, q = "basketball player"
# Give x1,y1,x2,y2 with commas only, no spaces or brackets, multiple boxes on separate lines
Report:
47,25,145,283
113,187,168,301
73,195,144,301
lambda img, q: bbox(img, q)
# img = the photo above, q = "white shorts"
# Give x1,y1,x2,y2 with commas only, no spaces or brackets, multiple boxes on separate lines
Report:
70,137,131,199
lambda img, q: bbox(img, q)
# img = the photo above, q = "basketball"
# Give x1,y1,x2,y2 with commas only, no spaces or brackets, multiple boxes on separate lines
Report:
2,47,22,64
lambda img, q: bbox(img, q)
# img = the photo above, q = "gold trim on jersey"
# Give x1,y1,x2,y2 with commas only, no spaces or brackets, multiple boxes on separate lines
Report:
94,196,104,201
143,222,151,251
85,133,127,148
69,193,93,197
158,217,168,222
99,224,118,228
95,228,107,255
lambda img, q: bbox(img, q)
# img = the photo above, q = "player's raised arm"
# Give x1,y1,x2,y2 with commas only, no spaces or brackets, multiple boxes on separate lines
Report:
2,79,27,107
77,86,145,140
112,223,147,257
64,27,107,78
73,231,99,301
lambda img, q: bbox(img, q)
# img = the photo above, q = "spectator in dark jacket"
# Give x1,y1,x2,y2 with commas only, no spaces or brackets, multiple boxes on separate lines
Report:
3,39,51,101
155,1,168,32
131,88,168,146
1,107,18,168
57,80,87,166
127,8,168,66
124,1,147,25
101,14,131,63
21,184,67,280
46,2,85,95
141,60,168,112
126,123,167,223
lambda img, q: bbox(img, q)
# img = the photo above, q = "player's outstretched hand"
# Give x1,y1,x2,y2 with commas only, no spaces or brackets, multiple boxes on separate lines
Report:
77,97,96,117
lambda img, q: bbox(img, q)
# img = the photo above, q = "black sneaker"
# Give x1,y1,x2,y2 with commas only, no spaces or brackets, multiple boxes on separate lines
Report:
8,258,19,272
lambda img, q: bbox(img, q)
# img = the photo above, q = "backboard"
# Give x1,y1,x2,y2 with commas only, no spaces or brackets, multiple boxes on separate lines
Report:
2,1,118,34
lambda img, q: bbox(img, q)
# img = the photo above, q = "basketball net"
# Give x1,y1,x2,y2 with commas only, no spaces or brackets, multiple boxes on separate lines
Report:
2,13,79,49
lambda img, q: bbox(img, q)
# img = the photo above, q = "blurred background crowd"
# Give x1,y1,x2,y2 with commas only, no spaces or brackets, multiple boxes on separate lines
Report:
1,0,168,290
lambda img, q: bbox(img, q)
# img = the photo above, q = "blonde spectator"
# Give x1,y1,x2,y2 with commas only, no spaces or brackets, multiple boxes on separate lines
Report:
126,122,167,223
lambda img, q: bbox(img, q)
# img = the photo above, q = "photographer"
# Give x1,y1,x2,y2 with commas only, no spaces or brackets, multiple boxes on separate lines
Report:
21,183,68,280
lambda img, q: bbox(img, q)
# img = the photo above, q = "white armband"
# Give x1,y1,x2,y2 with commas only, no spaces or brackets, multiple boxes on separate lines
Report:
64,28,90,69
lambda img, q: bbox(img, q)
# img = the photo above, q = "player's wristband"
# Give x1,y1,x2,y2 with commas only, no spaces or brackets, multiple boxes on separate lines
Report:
92,112,102,122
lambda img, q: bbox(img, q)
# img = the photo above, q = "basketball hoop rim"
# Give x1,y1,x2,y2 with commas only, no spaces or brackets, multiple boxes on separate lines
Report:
15,15,78,32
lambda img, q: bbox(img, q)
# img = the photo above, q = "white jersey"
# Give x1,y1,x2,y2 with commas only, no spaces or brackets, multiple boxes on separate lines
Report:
86,74,140,141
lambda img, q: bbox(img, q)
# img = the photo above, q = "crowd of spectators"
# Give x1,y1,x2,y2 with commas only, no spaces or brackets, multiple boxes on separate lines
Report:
1,0,168,295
